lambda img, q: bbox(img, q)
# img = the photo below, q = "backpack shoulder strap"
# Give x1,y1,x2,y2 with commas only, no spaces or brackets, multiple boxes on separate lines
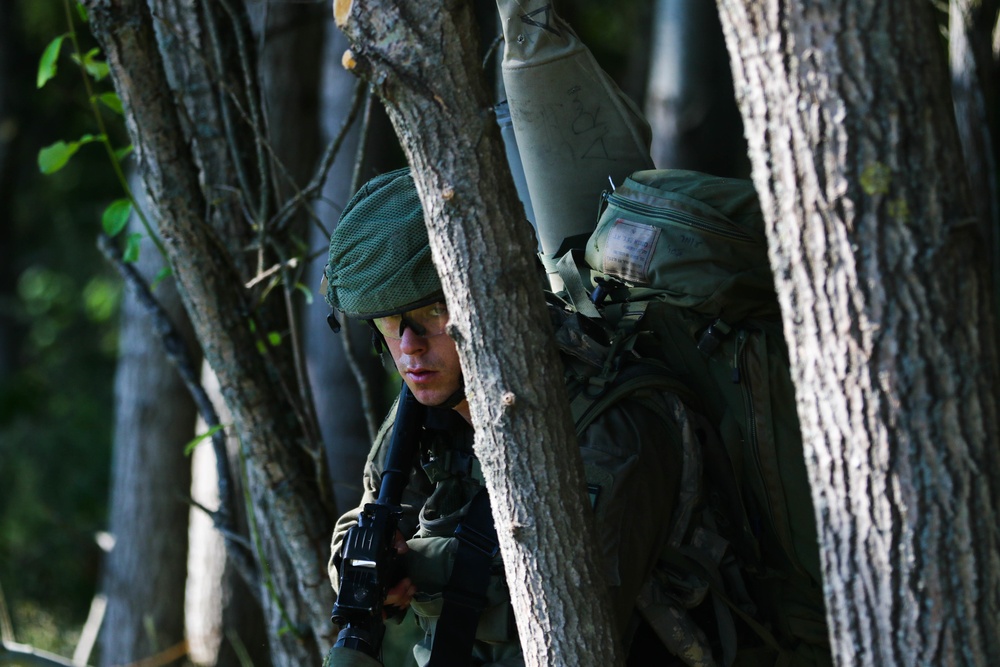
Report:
556,250,602,318
427,487,499,667
570,360,701,435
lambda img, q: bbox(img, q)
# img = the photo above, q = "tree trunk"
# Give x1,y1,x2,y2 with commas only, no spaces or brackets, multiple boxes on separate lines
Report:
335,1,623,664
949,0,1000,320
186,426,226,666
715,1,1000,664
186,362,271,667
99,189,195,665
645,0,749,177
151,3,282,662
82,0,335,661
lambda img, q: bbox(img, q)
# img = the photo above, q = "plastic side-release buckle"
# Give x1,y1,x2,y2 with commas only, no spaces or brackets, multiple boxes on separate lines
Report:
697,319,732,355
454,521,500,559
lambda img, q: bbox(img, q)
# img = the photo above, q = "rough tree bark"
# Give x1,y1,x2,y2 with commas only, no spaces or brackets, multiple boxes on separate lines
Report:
82,0,335,662
151,3,288,662
334,1,624,665
715,1,1000,664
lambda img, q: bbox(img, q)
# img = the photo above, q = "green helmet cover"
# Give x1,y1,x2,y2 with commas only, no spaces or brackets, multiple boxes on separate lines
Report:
324,168,442,318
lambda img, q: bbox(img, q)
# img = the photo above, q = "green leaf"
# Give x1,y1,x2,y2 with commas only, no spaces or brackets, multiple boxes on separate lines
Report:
267,332,282,347
96,92,123,114
114,144,134,162
38,140,79,174
294,282,313,304
80,49,110,81
123,232,143,263
184,424,226,456
75,2,88,22
102,198,133,237
37,35,67,89
151,266,173,290
38,134,102,174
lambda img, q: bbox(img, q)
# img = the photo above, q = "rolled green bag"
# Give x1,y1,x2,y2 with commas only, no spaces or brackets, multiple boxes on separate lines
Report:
495,0,654,285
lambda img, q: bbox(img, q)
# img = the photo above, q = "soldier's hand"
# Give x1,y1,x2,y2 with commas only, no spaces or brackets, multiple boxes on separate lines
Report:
393,529,409,554
383,576,416,618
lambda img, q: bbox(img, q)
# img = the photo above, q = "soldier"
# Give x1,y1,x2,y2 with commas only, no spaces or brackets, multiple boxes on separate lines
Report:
321,168,685,666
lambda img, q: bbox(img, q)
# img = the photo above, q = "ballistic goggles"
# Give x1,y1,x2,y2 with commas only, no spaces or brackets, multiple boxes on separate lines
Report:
372,302,449,339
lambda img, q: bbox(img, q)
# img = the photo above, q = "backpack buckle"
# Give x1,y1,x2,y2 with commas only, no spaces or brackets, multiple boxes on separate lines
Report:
454,521,500,558
697,319,732,355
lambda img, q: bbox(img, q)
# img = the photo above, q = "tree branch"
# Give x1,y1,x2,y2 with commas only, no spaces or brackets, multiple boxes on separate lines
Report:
0,641,88,667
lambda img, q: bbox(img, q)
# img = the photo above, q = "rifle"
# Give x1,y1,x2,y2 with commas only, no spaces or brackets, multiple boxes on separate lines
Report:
331,382,426,658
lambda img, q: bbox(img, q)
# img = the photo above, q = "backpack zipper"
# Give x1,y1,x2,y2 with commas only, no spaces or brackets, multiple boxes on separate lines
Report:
606,191,755,243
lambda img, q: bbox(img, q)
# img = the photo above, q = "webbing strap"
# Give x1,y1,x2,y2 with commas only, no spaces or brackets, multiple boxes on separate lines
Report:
427,488,498,667
556,251,601,318
573,362,701,436
660,548,791,666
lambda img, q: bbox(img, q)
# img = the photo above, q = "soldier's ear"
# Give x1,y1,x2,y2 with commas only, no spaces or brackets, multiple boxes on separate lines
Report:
366,321,385,354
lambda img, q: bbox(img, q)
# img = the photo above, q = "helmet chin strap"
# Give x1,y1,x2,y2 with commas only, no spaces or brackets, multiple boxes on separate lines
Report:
436,378,466,410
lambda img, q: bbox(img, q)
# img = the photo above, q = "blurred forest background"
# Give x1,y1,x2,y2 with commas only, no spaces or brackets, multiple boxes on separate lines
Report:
1,0,996,665
1,0,125,651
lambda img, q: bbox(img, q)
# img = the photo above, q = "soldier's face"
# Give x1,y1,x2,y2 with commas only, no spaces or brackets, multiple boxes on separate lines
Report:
381,304,465,412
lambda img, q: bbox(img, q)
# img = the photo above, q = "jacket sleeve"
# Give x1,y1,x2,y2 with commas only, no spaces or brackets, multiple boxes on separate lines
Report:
329,400,399,592
328,451,384,593
322,646,385,667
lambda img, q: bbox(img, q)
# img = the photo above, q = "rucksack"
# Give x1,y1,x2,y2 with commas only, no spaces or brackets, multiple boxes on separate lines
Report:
548,169,830,667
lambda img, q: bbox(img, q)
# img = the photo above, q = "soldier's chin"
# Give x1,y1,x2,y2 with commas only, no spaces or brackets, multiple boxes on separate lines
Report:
426,387,466,410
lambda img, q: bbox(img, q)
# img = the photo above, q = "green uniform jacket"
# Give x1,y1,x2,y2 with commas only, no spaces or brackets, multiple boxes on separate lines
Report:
327,393,685,667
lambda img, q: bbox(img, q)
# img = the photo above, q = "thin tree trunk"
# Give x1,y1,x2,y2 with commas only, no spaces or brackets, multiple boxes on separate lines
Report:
152,2,279,662
186,363,270,667
716,1,1000,664
186,425,226,666
950,0,1000,322
99,183,195,665
645,0,748,176
335,1,624,664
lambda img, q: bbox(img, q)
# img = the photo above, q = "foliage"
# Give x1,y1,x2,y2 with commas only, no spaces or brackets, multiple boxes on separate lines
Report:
0,0,123,646
35,1,161,265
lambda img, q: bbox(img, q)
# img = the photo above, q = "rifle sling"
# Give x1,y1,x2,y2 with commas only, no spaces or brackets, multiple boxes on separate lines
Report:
428,486,499,667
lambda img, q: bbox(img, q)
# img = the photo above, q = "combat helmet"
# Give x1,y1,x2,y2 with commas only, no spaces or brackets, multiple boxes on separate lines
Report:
324,168,443,329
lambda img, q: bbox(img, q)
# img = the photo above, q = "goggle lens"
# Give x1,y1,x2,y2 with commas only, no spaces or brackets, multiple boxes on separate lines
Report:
373,303,449,340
